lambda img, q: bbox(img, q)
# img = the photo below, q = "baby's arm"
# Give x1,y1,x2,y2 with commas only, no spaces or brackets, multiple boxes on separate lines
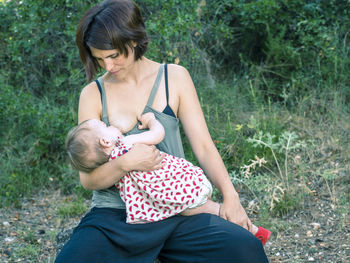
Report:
122,112,165,146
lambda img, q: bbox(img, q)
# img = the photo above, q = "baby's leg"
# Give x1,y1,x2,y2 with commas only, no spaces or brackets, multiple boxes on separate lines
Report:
180,200,220,216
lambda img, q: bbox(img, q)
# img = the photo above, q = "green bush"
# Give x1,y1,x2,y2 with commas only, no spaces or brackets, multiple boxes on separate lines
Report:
137,0,206,77
0,0,90,97
0,0,349,212
197,0,350,100
1,0,348,100
0,80,77,207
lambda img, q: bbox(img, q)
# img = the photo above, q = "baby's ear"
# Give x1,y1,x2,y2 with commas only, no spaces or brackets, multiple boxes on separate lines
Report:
99,137,113,148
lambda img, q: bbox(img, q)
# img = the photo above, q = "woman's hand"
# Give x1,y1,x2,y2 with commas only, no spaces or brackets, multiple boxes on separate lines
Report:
80,142,165,190
219,195,252,232
122,143,165,172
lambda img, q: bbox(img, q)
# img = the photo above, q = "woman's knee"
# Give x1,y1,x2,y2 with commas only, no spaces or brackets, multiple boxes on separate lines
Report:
225,229,268,262
55,226,111,263
210,219,268,261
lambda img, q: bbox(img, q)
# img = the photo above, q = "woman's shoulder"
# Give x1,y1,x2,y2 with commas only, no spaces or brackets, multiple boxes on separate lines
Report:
167,64,194,93
167,64,193,87
167,63,190,77
80,80,100,99
78,81,102,121
79,81,101,111
80,71,111,96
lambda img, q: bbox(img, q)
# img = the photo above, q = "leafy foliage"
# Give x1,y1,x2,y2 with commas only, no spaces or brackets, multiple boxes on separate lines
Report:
138,0,202,69
197,0,350,99
0,0,349,218
0,0,91,97
0,80,77,207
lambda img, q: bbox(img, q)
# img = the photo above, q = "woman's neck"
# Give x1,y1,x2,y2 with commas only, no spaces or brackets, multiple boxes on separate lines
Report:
106,57,158,87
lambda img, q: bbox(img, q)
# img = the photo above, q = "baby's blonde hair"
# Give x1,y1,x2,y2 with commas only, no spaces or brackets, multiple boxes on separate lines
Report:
65,120,109,173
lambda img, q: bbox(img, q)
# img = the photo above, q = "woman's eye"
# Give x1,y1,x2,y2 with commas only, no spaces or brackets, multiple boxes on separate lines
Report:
111,53,119,59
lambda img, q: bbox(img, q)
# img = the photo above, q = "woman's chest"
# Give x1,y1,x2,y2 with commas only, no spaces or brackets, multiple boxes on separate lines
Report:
103,75,179,133
105,91,145,133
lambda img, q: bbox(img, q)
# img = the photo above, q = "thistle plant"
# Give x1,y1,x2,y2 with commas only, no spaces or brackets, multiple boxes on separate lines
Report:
247,131,307,190
241,155,267,178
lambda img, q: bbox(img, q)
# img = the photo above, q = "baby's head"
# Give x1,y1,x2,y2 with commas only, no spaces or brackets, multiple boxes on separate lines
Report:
65,119,122,172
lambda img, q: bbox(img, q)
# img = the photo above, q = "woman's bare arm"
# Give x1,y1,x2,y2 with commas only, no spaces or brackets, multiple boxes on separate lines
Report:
80,143,164,190
174,65,252,231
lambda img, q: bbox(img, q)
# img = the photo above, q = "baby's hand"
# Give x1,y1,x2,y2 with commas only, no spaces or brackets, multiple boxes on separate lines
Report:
138,112,156,129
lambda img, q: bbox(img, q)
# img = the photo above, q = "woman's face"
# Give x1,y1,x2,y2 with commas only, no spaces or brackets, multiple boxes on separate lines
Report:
90,45,136,79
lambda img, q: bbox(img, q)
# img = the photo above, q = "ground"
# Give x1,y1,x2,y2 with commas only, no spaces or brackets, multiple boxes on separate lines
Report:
0,187,349,263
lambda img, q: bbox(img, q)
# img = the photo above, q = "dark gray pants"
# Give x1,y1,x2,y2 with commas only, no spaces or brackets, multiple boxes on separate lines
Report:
55,207,268,263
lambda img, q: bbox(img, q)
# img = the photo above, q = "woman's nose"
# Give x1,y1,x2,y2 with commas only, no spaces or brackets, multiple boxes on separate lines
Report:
104,59,114,72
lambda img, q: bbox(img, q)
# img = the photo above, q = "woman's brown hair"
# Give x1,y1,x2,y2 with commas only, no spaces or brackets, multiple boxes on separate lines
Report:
76,0,148,81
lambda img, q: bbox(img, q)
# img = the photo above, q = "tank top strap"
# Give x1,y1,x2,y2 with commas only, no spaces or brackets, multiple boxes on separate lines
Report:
146,64,164,107
95,77,110,126
164,64,169,103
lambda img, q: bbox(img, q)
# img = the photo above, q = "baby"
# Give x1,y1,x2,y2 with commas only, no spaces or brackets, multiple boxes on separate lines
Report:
66,112,271,245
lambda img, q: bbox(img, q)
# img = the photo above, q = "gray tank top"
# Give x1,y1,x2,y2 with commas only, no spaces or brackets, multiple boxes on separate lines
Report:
91,64,185,209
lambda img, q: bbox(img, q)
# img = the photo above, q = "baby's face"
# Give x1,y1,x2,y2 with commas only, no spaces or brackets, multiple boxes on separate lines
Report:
87,119,122,141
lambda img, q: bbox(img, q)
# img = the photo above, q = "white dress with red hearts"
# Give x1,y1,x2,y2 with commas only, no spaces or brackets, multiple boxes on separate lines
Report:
110,138,212,224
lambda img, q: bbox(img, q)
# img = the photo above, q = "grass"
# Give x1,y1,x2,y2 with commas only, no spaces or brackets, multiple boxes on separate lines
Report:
16,244,41,259
0,63,349,263
58,197,88,219
0,3,348,261
0,45,349,230
187,70,350,223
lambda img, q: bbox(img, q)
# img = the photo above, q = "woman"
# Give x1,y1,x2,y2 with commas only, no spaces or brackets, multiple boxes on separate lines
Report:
55,0,269,262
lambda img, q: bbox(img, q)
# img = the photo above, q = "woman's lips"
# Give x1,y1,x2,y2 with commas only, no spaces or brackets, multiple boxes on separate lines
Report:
110,69,120,75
